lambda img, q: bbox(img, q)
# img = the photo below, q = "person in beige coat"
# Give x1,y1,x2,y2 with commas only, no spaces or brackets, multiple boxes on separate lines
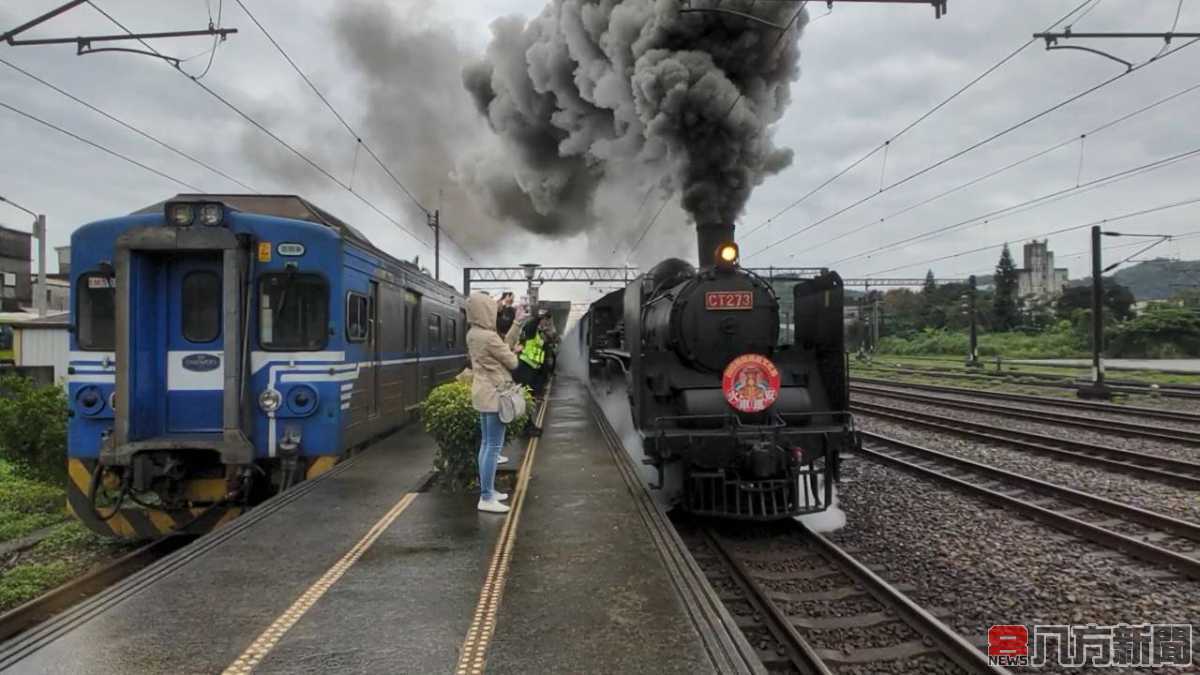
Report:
466,292,520,513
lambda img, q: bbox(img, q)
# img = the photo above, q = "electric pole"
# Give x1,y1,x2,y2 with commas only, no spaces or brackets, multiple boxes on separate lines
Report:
427,209,440,282
33,214,46,317
1078,225,1112,400
966,274,980,369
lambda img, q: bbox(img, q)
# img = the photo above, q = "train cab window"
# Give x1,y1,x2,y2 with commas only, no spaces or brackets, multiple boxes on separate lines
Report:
346,293,369,342
428,314,441,349
77,273,115,350
182,271,221,343
259,274,328,350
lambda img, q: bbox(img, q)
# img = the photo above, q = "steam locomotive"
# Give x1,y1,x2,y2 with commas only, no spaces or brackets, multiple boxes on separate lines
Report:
580,224,856,520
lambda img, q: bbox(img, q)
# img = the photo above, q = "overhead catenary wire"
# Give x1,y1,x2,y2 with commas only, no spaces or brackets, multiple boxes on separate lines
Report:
742,0,1099,242
829,142,1200,267
799,77,1200,258
85,1,433,250
0,98,200,191
749,33,1200,260
861,196,1200,277
229,0,438,225
0,55,257,192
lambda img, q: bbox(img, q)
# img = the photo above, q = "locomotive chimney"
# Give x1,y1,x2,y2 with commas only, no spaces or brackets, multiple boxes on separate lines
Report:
697,222,736,267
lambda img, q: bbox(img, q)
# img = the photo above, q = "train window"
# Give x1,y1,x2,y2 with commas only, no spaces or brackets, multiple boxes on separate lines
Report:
428,314,441,349
404,291,419,352
259,274,328,350
447,318,457,348
346,293,369,342
77,273,115,350
182,271,221,343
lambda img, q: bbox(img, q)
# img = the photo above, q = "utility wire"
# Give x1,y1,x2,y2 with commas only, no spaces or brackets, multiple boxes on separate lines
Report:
749,33,1200,259
0,99,200,191
799,77,1200,257
743,0,1099,241
831,142,1200,267
86,1,430,248
0,55,257,192
231,0,429,218
625,192,674,264
862,196,1200,277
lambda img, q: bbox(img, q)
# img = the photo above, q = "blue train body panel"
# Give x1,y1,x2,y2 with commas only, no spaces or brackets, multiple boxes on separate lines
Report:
65,195,467,538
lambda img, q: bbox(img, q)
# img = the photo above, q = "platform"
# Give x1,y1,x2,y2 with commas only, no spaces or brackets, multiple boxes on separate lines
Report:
0,377,752,674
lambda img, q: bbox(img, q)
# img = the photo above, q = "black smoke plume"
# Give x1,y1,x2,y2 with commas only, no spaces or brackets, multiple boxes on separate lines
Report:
462,0,807,234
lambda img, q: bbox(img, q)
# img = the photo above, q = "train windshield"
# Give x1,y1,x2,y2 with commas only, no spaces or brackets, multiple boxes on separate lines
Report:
77,273,115,350
259,273,328,350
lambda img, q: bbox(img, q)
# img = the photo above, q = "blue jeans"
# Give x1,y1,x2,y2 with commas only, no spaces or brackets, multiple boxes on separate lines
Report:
478,412,507,501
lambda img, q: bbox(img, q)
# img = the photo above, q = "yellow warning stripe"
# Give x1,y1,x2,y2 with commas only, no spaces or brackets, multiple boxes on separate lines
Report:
222,492,419,674
455,383,552,675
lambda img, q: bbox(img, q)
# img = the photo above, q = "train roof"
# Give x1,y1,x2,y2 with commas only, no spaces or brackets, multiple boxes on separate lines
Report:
134,194,460,297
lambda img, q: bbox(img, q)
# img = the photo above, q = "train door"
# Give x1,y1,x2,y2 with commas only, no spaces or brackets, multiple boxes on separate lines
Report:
403,290,420,410
367,281,380,418
165,254,225,434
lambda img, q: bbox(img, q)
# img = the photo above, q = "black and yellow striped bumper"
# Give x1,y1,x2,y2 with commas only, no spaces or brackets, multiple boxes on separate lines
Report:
66,459,242,539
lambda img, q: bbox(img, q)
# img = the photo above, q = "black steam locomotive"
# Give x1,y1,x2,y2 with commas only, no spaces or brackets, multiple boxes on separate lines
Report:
581,224,856,520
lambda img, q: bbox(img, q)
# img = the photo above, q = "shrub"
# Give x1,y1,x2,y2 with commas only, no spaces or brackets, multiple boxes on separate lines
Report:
1108,306,1200,357
420,381,535,491
0,375,68,484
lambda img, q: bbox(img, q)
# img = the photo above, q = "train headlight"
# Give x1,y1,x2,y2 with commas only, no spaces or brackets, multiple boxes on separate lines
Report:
258,388,282,413
75,385,105,416
167,202,195,227
198,203,224,226
717,243,739,266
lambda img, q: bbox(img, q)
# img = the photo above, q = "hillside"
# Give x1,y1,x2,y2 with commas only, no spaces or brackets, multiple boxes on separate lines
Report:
1071,258,1200,300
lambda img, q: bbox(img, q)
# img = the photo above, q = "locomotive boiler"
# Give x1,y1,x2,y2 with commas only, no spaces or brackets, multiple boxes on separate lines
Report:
582,223,856,520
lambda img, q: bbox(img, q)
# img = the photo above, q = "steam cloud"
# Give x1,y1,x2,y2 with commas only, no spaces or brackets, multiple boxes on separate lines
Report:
462,0,807,235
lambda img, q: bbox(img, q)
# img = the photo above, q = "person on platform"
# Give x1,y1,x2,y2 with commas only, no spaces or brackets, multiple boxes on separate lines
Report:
466,292,520,514
514,310,550,400
495,291,516,338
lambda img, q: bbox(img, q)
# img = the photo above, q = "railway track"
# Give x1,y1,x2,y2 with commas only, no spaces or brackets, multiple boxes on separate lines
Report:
853,383,1200,445
851,402,1200,490
858,433,1200,582
0,535,191,642
854,367,1200,399
679,520,1002,674
853,377,1200,422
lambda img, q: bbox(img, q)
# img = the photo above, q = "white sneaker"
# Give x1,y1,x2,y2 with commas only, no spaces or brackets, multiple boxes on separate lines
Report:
477,498,510,514
495,492,509,501
497,455,510,465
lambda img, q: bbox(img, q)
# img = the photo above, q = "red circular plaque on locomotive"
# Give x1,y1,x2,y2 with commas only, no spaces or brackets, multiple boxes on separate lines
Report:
721,354,781,413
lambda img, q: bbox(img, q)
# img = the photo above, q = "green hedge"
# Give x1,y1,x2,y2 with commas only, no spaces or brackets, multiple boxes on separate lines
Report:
876,325,1088,359
420,381,535,491
0,375,68,484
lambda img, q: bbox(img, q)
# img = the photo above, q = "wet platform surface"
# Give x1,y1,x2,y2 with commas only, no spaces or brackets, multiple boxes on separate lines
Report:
486,377,718,673
2,378,724,674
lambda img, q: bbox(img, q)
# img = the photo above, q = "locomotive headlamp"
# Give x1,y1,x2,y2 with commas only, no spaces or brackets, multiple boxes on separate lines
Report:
717,243,739,265
167,202,195,227
198,203,224,227
258,388,282,413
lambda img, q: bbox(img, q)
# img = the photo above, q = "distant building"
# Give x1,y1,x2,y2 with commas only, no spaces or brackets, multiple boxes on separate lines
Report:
31,274,70,312
56,245,70,275
1017,239,1069,300
0,225,31,311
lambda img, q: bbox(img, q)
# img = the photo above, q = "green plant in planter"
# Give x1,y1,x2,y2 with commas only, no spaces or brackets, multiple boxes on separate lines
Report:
420,381,535,491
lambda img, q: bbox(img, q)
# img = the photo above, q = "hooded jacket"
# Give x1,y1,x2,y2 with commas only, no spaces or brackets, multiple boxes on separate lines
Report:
466,292,519,413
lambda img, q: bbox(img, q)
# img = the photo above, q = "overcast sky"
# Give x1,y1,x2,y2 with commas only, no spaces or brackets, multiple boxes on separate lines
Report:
1,0,1198,298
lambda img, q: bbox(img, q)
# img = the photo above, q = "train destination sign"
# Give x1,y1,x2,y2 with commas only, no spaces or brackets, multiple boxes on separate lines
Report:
721,354,781,413
705,290,753,310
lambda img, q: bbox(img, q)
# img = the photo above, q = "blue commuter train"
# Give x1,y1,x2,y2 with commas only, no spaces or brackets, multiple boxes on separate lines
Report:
67,195,466,538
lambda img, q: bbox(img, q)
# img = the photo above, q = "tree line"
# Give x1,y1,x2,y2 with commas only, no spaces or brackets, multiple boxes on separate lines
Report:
852,244,1200,358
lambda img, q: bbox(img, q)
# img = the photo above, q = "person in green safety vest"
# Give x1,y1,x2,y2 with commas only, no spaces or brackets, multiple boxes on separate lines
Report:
513,315,548,399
